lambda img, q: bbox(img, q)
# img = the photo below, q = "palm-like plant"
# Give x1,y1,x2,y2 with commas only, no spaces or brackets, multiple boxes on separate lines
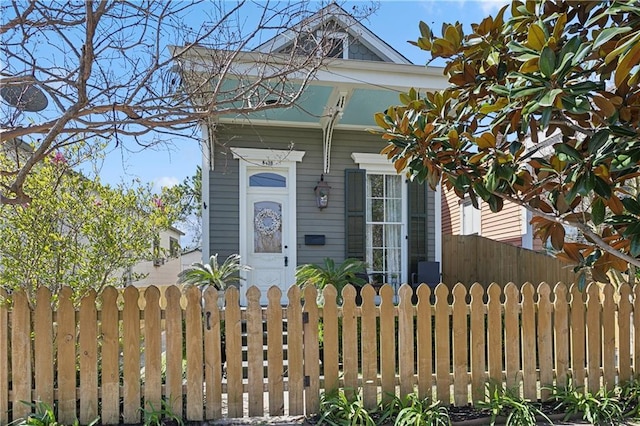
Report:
296,257,367,302
177,253,250,290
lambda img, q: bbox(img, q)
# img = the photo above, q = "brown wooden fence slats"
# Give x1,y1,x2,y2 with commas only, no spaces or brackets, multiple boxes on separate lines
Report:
0,288,8,426
379,285,396,403
1,281,639,424
602,285,616,390
537,283,553,401
416,285,432,401
361,285,377,410
452,284,467,406
521,283,536,400
79,290,98,424
619,284,632,383
100,286,120,425
34,287,53,407
57,286,76,424
586,284,601,393
225,287,243,418
285,285,303,415
164,285,183,418
321,286,339,396
144,286,162,416
434,284,450,403
267,287,284,416
303,286,320,415
398,285,414,399
203,287,223,419
553,283,569,388
11,289,30,420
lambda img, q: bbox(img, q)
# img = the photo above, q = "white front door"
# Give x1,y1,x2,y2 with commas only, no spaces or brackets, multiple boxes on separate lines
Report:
246,190,291,304
233,148,304,305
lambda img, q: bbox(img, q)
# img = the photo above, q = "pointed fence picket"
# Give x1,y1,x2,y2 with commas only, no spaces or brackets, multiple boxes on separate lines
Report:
0,281,638,424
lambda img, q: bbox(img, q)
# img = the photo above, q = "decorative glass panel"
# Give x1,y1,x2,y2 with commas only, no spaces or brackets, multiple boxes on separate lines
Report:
254,201,282,253
249,172,286,187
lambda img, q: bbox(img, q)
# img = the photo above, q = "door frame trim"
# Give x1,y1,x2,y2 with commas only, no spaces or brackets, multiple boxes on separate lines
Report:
232,147,305,304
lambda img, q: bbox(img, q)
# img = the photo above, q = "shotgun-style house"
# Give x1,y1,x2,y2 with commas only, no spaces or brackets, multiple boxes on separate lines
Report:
181,4,449,303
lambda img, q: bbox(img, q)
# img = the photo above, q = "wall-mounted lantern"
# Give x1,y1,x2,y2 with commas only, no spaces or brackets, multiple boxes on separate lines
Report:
314,174,331,209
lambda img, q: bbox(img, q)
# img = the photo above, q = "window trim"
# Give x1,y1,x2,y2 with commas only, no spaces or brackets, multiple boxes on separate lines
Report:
460,197,481,235
352,152,408,285
317,30,349,59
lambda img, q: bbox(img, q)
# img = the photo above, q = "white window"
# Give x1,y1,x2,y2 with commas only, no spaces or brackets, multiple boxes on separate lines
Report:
461,198,481,235
352,153,407,286
366,173,403,285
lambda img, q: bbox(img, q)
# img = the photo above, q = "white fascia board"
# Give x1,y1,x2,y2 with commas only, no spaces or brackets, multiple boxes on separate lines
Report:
253,3,411,65
231,147,305,163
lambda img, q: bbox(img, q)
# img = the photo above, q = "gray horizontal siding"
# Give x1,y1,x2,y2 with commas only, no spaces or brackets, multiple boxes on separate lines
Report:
208,124,436,267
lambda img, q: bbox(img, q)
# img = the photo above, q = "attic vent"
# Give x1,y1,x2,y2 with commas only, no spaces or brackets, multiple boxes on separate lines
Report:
319,31,348,59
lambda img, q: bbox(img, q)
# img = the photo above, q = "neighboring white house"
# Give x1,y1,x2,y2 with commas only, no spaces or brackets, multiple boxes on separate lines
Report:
129,227,202,287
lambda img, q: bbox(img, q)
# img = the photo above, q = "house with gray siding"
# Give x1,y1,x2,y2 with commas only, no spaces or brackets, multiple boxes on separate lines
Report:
187,4,448,303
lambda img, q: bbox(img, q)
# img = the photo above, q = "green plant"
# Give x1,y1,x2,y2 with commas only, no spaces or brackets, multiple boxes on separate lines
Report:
141,399,184,426
477,382,550,426
316,389,376,426
546,379,623,425
296,257,367,302
177,253,250,290
379,393,450,426
10,401,98,426
620,377,640,418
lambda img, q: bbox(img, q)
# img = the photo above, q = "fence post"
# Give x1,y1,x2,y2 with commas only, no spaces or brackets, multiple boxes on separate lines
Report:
361,285,377,409
416,284,433,400
398,284,415,399
602,285,616,390
452,284,468,405
322,285,339,396
342,285,358,398
57,286,76,424
521,283,536,400
100,286,120,425
246,286,264,417
79,289,98,424
486,283,502,388
469,283,485,403
267,287,285,416
553,283,570,388
203,286,223,419
144,286,162,416
11,290,31,420
0,288,8,425
435,284,450,403
34,287,53,406
586,283,601,393
303,285,320,416
379,284,396,403
225,286,243,418
537,283,553,400
618,284,632,382
286,286,303,415
504,283,520,390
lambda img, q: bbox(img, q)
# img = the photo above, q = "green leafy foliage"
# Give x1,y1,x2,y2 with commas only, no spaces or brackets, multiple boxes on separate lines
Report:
546,379,624,425
295,258,367,303
379,0,640,280
9,401,98,426
177,253,250,290
141,400,184,426
316,389,377,426
379,393,451,426
620,377,640,419
476,382,550,426
0,144,181,301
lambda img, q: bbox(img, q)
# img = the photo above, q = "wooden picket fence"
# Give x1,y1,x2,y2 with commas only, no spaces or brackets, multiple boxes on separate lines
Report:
0,281,639,424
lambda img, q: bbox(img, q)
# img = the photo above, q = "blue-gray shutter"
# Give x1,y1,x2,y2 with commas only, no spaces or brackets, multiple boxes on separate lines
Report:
345,169,366,260
408,179,429,276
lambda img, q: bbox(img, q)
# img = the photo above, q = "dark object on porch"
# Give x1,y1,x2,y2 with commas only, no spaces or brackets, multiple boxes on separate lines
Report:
410,261,440,303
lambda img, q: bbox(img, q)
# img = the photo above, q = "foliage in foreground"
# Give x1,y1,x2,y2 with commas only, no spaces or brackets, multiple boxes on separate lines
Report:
177,253,250,290
9,401,98,426
317,389,377,426
377,0,640,284
296,257,368,303
546,379,624,425
378,393,450,426
0,145,182,301
477,382,551,426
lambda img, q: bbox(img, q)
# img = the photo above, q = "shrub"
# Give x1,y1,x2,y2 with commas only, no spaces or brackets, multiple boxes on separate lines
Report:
546,379,623,425
316,389,376,426
477,381,550,426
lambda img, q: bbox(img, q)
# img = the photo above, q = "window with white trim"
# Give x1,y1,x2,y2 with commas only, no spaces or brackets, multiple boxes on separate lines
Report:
318,31,348,59
366,173,403,285
461,198,481,235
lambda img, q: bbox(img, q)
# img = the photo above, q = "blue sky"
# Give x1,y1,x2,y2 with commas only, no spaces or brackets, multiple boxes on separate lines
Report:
97,0,509,192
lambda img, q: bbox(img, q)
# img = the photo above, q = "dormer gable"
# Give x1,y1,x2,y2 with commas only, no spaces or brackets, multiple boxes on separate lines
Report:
253,3,411,64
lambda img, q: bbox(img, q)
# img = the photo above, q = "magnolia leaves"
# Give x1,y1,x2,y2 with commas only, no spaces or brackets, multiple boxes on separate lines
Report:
377,0,640,278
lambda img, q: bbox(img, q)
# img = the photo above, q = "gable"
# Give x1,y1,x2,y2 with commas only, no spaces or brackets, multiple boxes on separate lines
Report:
253,4,411,64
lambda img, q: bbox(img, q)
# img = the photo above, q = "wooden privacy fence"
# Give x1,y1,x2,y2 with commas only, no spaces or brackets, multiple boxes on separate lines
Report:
442,234,577,286
1,281,639,424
